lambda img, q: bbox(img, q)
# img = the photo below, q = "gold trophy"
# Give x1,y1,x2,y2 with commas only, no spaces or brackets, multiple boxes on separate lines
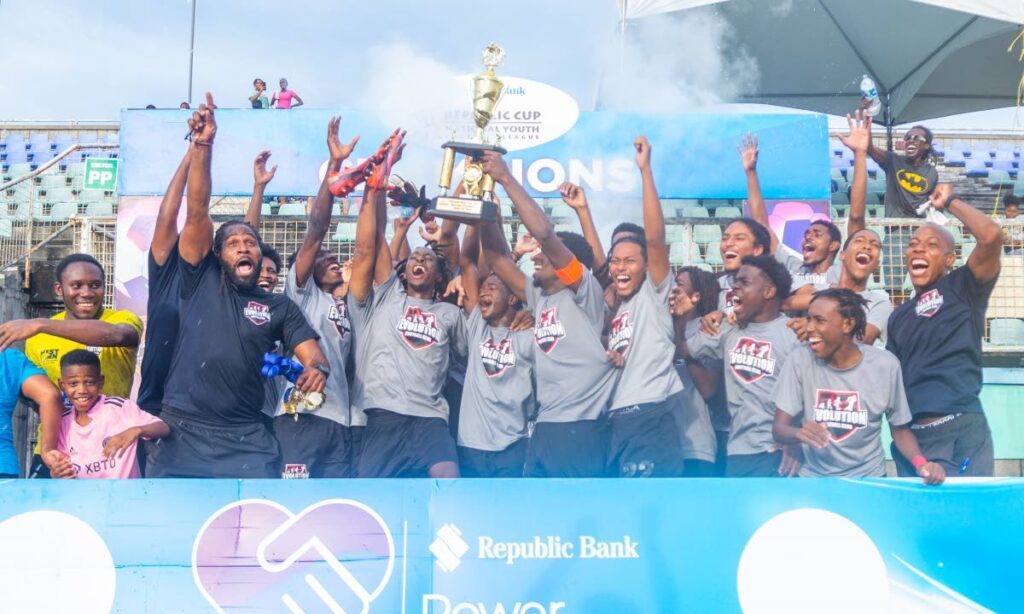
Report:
429,43,508,222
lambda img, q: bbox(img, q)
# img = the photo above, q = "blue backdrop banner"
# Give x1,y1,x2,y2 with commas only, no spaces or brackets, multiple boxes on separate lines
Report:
1,479,1021,613
118,110,830,200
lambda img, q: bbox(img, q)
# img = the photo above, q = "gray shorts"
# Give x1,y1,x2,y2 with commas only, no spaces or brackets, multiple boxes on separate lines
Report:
891,413,994,477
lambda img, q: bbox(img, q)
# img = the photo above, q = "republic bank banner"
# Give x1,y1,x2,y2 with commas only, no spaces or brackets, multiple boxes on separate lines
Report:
1,479,1021,613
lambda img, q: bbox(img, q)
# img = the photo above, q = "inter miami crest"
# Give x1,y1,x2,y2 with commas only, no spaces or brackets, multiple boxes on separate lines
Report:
328,298,351,338
479,336,516,377
915,289,943,318
534,307,566,354
814,389,868,442
728,337,775,383
396,306,442,350
608,311,632,356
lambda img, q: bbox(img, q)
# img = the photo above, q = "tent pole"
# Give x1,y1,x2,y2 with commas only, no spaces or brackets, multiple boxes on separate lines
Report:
885,92,894,151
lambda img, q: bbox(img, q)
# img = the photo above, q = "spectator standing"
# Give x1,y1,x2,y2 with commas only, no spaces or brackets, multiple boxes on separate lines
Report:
271,78,304,109
0,348,64,478
1001,196,1022,255
250,79,270,109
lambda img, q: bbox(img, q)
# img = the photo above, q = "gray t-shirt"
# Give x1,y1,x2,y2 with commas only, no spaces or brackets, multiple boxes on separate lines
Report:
458,309,536,451
275,267,358,426
609,274,683,409
348,272,467,421
861,288,893,343
774,344,912,477
882,151,938,218
688,315,798,456
526,269,618,423
775,245,840,289
672,319,718,462
717,273,735,315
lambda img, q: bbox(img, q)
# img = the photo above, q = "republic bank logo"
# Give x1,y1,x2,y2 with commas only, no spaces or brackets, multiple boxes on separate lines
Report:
430,523,470,572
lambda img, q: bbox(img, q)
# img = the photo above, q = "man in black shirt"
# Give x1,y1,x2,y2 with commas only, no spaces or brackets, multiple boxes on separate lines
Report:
147,93,328,478
886,184,1002,477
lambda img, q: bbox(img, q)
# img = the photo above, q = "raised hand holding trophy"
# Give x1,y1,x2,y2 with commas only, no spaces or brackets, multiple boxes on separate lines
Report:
429,43,508,222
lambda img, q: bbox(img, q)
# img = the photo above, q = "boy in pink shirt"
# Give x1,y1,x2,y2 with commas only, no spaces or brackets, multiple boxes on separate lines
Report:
54,349,169,479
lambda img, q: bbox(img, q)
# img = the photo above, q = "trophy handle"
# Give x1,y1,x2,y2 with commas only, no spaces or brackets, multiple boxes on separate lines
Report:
438,147,456,192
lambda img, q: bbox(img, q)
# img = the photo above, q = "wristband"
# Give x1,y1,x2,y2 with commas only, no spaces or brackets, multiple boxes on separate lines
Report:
911,455,928,470
943,194,955,210
554,256,585,286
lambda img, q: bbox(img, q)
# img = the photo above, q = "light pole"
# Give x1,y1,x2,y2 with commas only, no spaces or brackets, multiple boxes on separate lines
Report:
187,0,197,105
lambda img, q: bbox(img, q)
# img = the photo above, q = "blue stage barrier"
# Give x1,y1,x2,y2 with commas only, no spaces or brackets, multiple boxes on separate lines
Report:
1,478,1020,612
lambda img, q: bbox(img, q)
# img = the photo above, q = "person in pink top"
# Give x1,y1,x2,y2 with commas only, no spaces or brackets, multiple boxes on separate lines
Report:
54,349,169,479
271,77,304,109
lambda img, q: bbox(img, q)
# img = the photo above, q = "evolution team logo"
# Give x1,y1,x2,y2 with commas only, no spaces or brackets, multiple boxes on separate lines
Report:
814,389,868,441
396,306,442,350
728,337,775,383
534,307,566,354
328,298,351,338
896,168,929,194
915,289,943,318
608,311,632,356
243,301,271,326
723,288,737,315
480,336,516,377
192,499,394,613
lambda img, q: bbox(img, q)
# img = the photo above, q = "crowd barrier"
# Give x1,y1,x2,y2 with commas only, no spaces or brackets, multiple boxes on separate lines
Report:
1,478,1021,612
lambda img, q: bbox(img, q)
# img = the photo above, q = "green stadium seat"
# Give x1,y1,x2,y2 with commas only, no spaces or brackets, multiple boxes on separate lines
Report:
85,202,114,216
49,202,77,220
832,191,850,205
680,205,709,218
553,223,575,233
831,205,850,218
714,206,741,218
702,199,732,210
66,163,86,181
45,187,75,205
39,173,67,190
867,226,886,242
6,163,31,179
695,263,714,273
12,202,45,220
961,241,976,260
867,269,884,290
988,170,1014,187
332,222,357,242
503,224,514,241
500,203,513,218
989,319,1024,345
277,202,306,215
0,217,12,239
693,223,722,245
865,192,881,205
260,202,272,215
550,204,574,219
706,242,723,265
661,203,678,218
668,242,688,266
866,205,883,218
948,226,963,244
665,224,684,244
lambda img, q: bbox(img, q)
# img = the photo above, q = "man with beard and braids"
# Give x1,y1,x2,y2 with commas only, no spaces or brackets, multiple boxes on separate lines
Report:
347,130,468,479
147,93,327,478
453,220,536,477
740,133,843,291
603,136,685,478
887,183,1002,477
481,151,617,478
681,255,801,477
783,112,893,345
269,117,361,479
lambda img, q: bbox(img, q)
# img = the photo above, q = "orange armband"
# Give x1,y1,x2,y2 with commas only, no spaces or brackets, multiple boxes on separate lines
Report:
555,257,585,286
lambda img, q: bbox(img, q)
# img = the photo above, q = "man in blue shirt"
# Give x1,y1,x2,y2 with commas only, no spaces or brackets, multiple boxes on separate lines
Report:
0,348,66,478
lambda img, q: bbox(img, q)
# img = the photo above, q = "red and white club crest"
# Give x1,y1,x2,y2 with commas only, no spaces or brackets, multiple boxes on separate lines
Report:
329,298,351,337
480,336,516,377
534,307,566,354
396,306,441,350
728,337,775,383
243,301,271,326
813,389,868,442
608,311,633,356
915,288,944,318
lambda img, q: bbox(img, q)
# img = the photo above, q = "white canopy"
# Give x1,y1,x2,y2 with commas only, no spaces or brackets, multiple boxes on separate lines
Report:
615,0,1024,125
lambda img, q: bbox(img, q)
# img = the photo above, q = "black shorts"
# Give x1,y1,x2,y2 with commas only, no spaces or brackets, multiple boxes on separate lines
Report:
892,412,994,477
726,451,784,477
458,438,527,478
356,409,457,478
608,400,685,477
146,408,280,478
682,459,717,477
273,413,357,478
29,455,50,479
524,419,608,478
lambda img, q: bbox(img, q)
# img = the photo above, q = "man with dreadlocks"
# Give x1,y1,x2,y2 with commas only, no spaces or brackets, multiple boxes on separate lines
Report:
772,288,944,484
347,130,467,479
147,93,328,478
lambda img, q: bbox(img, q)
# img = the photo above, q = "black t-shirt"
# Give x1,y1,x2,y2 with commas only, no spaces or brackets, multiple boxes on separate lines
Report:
886,266,997,416
882,151,938,218
161,251,317,425
137,242,182,413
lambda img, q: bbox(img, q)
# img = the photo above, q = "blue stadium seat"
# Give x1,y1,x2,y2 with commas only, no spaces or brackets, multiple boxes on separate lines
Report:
4,150,29,166
28,134,51,152
965,158,989,177
931,140,945,156
992,160,1017,176
943,149,966,166
989,319,1024,346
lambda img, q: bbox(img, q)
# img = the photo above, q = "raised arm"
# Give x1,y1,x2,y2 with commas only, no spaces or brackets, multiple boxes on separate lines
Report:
459,223,482,314
245,150,278,228
390,209,417,262
635,136,669,284
839,111,871,238
294,118,358,288
558,181,605,273
151,147,192,266
480,218,527,302
740,133,778,254
349,187,381,303
931,185,1003,283
179,92,217,266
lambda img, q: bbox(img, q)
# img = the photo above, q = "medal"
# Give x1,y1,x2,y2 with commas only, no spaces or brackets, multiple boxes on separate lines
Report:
263,352,327,420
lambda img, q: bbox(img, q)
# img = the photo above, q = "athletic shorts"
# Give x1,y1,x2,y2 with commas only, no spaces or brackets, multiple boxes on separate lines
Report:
682,459,717,477
273,413,357,478
607,399,685,477
146,408,280,478
892,412,994,477
524,419,608,478
726,450,785,478
356,409,457,478
457,438,527,478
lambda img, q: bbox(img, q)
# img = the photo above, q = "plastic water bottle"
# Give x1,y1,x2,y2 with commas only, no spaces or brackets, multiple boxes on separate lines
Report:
860,75,882,117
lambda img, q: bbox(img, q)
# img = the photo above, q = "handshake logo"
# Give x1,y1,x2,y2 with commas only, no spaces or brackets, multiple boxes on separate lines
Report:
192,499,394,613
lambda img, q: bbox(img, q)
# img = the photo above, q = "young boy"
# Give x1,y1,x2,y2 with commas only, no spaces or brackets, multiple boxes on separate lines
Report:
55,349,169,479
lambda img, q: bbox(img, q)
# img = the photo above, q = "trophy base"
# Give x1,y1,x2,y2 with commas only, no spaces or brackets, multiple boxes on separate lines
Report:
441,141,508,156
429,196,498,222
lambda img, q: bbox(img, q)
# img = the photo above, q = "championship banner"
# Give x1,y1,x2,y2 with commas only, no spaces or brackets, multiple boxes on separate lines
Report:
117,108,830,200
2,479,1021,612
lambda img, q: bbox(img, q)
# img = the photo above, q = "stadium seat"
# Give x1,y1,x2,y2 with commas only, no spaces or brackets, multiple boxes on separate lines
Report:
868,225,886,242
0,217,12,239
987,170,1014,187
832,204,850,218
705,242,723,265
104,132,120,145
2,135,25,152
943,149,966,166
973,142,993,157
695,262,714,273
259,202,272,216
665,224,684,244
714,206,741,218
668,242,688,266
27,133,51,152
964,158,989,177
831,191,850,205
5,151,30,167
865,158,880,176
865,192,881,205
866,205,882,218
989,318,1024,346
553,223,575,234
84,202,114,216
692,224,722,245
12,202,46,220
992,160,1017,176
39,173,67,190
48,202,77,220
332,222,357,242
867,269,884,290
550,204,574,219
500,203,513,218
1014,180,1024,197
53,134,75,152
661,203,678,218
702,199,733,211
680,205,709,218
277,202,306,215
45,187,75,205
